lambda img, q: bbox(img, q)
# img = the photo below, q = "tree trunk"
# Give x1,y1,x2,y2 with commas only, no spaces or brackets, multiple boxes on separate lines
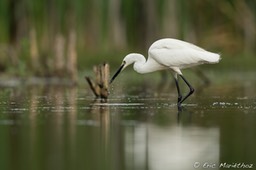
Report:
67,30,78,83
54,33,66,76
29,28,40,72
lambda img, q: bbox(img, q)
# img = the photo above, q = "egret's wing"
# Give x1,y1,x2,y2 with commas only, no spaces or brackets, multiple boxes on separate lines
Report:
148,39,219,69
149,38,206,52
149,48,220,68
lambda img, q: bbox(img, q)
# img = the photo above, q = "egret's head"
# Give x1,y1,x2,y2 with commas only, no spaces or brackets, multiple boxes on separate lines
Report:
110,54,137,84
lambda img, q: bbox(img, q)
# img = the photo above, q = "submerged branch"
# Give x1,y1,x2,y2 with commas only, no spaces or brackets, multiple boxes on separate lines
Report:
85,63,110,100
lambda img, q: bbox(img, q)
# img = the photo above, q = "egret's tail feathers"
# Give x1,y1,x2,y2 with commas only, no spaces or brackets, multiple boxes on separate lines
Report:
203,52,221,64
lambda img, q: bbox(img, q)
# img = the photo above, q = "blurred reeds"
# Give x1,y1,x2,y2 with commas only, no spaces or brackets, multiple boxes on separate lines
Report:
0,0,255,79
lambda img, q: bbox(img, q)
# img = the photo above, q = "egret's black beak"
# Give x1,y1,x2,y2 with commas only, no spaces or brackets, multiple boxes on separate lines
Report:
110,62,125,84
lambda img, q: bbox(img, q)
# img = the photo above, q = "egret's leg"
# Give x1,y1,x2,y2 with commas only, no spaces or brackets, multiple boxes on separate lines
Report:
179,75,194,104
174,77,182,104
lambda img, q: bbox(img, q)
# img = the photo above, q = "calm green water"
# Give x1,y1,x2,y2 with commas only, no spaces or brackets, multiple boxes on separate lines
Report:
0,72,256,170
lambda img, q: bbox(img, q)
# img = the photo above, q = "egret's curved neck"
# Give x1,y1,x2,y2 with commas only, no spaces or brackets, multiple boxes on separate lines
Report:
131,53,149,74
127,53,165,74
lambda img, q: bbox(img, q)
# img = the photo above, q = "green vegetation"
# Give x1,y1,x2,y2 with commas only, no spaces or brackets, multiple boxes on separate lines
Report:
0,0,255,78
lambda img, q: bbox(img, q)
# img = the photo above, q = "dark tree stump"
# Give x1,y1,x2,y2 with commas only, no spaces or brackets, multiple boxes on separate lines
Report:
85,63,110,100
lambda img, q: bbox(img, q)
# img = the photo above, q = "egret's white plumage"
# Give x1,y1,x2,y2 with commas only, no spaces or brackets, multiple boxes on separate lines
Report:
149,39,220,72
110,38,221,108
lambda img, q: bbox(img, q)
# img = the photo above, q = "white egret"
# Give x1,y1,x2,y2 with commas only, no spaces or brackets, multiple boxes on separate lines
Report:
110,38,220,108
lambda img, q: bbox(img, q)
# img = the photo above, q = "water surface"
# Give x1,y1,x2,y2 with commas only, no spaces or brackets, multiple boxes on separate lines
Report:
0,72,255,170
